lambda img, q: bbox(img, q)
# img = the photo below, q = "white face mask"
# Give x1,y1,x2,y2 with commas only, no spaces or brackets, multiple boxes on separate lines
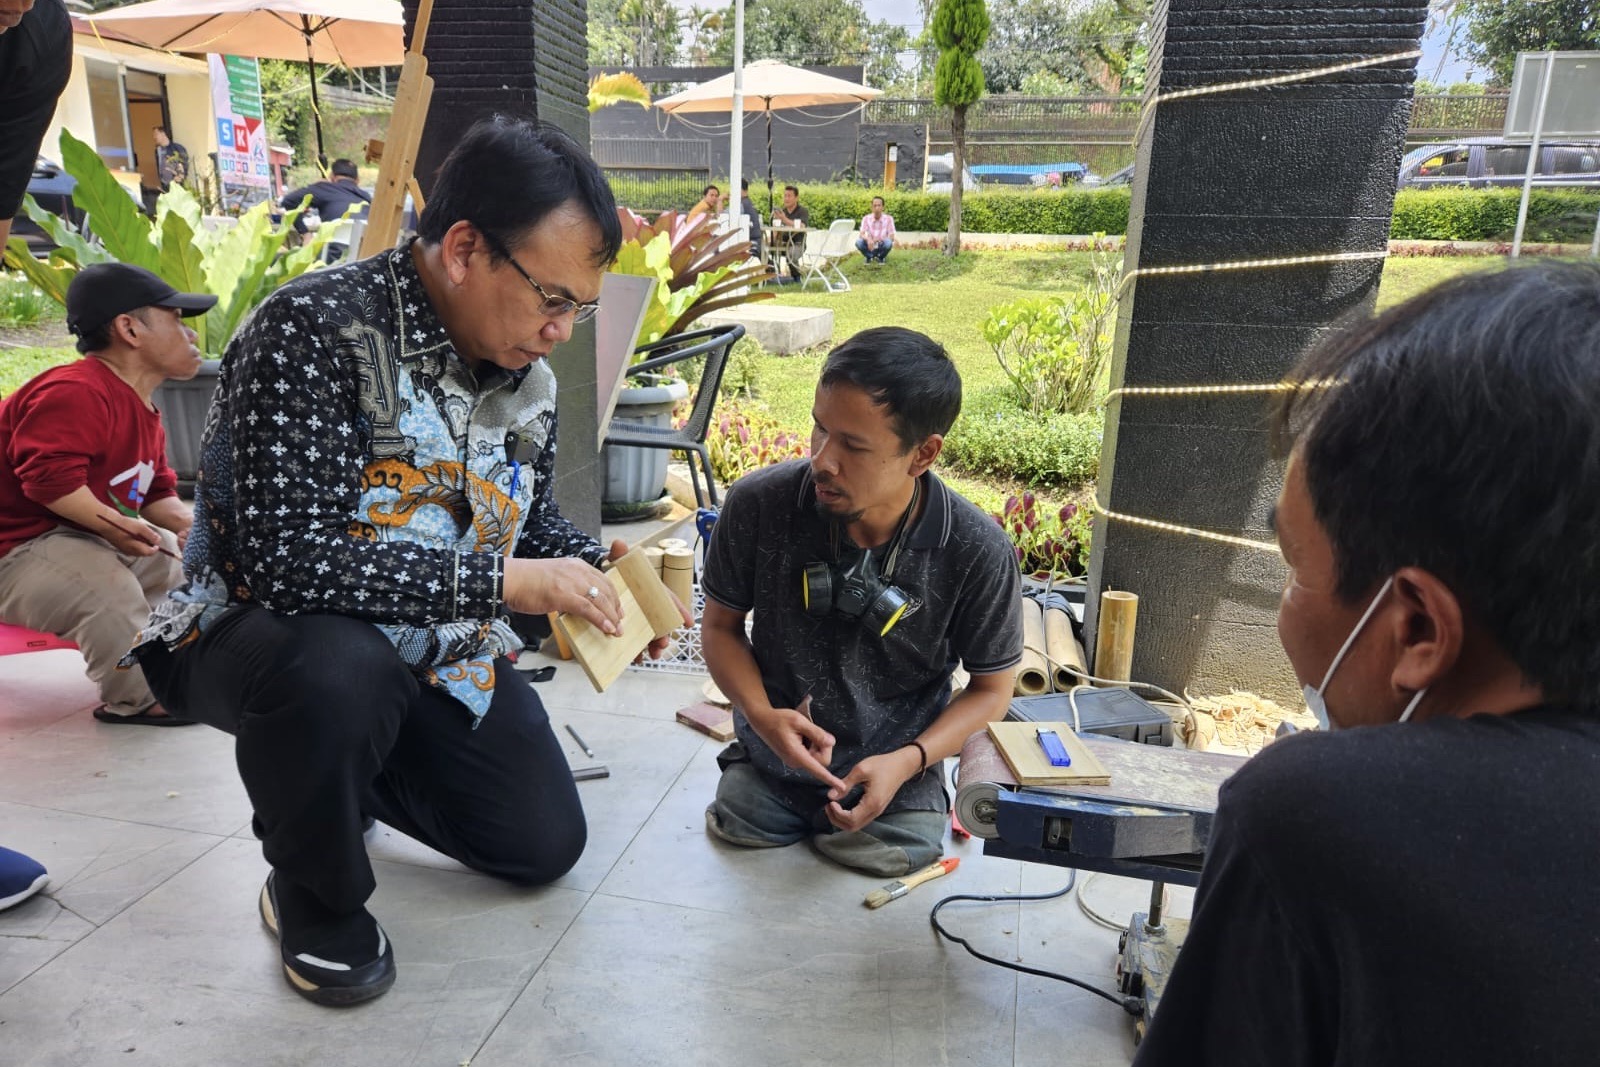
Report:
1302,576,1428,730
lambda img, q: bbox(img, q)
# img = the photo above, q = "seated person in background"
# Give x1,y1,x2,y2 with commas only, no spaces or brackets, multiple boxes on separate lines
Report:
740,178,762,259
279,157,372,257
0,263,213,726
855,196,895,264
771,185,811,281
131,117,678,1007
686,183,721,222
152,125,189,191
1133,259,1600,1066
701,327,1021,877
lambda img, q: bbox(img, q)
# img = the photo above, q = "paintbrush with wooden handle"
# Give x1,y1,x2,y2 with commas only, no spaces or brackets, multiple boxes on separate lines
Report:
863,857,960,909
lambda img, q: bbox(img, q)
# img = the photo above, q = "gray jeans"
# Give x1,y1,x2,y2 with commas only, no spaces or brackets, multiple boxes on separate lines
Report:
707,760,946,878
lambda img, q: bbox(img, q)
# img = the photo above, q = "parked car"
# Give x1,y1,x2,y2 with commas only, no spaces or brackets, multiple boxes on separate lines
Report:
1080,164,1133,188
970,162,1089,188
925,152,979,193
13,156,81,255
1398,138,1600,190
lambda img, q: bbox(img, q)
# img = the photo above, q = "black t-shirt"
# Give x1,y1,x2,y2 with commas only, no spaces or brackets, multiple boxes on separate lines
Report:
702,459,1022,812
1134,706,1600,1067
774,204,810,228
0,0,73,219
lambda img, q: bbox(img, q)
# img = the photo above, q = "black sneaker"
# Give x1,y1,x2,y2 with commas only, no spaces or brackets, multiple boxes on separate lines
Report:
258,872,395,1006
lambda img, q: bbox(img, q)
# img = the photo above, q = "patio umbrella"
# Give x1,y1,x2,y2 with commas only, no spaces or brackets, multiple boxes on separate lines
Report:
655,58,882,215
88,0,405,171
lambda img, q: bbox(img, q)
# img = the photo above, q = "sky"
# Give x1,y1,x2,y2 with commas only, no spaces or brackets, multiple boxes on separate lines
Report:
670,0,1486,85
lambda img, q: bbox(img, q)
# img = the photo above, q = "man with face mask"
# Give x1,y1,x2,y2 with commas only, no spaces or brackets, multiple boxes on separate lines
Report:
1132,260,1600,1066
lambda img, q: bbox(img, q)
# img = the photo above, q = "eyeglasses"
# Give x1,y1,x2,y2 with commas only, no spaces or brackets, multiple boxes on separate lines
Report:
484,232,602,325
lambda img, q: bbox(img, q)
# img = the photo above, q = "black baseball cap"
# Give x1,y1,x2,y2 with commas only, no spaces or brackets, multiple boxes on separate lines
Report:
65,263,217,339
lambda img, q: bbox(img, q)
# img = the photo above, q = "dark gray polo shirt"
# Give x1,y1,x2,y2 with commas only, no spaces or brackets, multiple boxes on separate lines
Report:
702,459,1023,813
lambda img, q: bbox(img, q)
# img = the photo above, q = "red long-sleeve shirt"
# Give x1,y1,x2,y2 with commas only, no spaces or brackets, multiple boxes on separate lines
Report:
0,356,177,559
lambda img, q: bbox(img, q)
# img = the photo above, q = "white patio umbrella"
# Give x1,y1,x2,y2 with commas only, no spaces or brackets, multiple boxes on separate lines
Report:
656,58,882,214
88,0,405,169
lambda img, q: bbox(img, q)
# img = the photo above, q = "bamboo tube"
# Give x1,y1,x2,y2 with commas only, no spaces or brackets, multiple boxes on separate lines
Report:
1016,596,1051,696
1094,590,1139,684
643,546,665,579
1043,606,1087,691
662,546,695,607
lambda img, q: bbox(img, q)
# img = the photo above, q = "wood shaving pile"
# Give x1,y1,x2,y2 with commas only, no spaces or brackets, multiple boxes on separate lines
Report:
1183,690,1318,754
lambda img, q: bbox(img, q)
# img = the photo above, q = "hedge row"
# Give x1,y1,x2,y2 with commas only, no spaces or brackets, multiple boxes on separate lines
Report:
621,178,1600,243
1389,187,1600,243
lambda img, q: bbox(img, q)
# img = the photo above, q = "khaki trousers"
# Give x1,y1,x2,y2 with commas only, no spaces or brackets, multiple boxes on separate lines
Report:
0,526,182,715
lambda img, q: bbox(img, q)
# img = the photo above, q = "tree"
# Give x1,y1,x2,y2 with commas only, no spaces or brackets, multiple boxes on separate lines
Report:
705,0,912,89
1453,0,1600,86
588,0,680,67
933,0,989,257
979,0,1148,95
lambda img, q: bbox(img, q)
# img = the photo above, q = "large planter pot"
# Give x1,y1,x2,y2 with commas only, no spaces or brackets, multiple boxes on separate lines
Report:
153,358,222,492
602,377,689,522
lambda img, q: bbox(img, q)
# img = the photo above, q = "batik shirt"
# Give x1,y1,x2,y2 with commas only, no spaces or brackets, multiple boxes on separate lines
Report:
132,242,606,722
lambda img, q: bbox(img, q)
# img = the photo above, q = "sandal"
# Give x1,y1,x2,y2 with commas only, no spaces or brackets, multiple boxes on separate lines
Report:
92,705,197,727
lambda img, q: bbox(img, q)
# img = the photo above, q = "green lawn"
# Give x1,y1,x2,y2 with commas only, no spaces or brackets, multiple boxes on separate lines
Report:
748,248,1499,439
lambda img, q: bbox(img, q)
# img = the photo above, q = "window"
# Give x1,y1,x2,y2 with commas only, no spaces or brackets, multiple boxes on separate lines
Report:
1419,148,1470,177
1482,146,1530,176
1548,147,1600,175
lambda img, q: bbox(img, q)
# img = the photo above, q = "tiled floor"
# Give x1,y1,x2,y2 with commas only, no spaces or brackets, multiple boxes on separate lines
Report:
0,641,1173,1066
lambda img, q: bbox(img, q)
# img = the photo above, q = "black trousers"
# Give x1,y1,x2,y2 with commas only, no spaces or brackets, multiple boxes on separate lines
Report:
140,606,585,914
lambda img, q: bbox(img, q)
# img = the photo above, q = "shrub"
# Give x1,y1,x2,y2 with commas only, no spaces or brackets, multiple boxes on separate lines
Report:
943,389,1103,488
680,335,767,400
706,402,811,487
610,209,774,347
982,238,1119,416
992,491,1094,578
620,179,1600,242
1391,187,1600,243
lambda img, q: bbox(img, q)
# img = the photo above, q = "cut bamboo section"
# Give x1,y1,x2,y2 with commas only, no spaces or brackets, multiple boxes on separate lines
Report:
1016,596,1050,696
1094,590,1139,684
553,549,683,691
1043,605,1086,691
662,546,695,606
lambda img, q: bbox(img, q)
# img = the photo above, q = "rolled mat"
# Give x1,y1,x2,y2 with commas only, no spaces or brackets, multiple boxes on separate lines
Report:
1016,596,1051,696
954,729,1019,840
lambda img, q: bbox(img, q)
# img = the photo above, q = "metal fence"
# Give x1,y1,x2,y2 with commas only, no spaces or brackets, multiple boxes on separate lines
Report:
593,138,713,213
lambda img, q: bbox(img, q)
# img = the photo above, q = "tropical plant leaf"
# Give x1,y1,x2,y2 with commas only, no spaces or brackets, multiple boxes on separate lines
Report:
17,194,113,271
587,72,652,112
158,211,214,353
59,129,159,272
1,239,75,306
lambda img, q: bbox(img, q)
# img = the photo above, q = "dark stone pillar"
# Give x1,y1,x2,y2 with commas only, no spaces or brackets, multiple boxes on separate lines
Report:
403,0,604,537
1085,0,1428,700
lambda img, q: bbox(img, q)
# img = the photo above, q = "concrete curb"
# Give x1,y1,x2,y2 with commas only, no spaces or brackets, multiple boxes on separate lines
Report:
886,232,1592,256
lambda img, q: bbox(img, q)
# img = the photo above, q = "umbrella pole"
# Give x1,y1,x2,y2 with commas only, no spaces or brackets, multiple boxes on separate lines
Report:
766,108,774,217
304,17,328,174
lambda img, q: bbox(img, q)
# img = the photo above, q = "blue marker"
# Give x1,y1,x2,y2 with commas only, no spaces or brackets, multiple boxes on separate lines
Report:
509,460,521,496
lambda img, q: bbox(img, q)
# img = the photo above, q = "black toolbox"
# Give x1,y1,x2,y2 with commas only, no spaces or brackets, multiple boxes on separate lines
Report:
1006,687,1175,746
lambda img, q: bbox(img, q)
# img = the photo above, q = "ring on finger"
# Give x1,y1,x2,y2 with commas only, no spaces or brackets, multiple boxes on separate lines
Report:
586,585,600,600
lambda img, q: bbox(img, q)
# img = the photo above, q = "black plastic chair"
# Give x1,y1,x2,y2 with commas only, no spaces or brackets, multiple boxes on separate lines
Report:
603,322,746,510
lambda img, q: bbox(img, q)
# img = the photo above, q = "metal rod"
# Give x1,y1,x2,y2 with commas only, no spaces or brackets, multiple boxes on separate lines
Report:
1511,52,1555,259
727,0,744,229
1144,879,1165,934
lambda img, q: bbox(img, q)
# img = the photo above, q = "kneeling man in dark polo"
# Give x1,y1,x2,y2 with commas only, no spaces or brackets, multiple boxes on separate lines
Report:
700,327,1022,876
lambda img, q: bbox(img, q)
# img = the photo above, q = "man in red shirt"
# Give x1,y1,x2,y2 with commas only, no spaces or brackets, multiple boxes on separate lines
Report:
0,262,215,724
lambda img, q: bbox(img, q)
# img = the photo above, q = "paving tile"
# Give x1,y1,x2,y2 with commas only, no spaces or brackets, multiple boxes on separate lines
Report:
0,838,587,1067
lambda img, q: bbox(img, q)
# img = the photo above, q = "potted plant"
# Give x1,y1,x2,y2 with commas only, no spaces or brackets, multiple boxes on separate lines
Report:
3,131,336,487
600,208,773,518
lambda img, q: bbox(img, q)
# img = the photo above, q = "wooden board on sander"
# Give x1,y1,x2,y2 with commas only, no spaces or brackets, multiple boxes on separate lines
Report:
986,720,1111,786
553,549,682,692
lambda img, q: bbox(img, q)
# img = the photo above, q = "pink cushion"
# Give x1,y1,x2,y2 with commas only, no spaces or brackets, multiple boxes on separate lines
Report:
0,623,77,655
